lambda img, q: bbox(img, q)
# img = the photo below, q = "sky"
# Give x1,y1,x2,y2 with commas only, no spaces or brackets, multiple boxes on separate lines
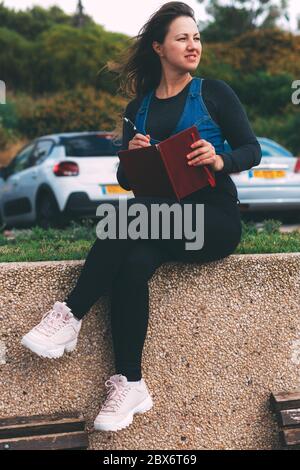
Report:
2,0,300,35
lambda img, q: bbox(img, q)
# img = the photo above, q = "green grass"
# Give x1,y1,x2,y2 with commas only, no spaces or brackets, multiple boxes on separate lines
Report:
0,220,95,262
0,219,299,263
237,219,300,254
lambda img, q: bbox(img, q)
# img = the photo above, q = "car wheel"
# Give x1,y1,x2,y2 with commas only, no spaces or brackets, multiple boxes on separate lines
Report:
36,193,67,229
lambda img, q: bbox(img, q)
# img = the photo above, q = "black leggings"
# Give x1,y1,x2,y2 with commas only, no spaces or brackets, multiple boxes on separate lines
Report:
65,195,242,381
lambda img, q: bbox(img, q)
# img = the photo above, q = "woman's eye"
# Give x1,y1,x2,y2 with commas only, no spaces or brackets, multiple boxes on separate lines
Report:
178,38,200,41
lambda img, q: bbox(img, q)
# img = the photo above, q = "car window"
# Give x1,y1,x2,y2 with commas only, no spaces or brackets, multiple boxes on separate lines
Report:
260,141,293,157
60,135,121,157
32,140,54,164
223,140,293,157
260,144,274,157
10,144,35,174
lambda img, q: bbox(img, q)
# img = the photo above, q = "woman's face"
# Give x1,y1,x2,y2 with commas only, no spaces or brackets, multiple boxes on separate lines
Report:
153,16,202,73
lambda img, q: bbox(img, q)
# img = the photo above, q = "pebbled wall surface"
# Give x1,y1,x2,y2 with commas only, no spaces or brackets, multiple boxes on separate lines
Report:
0,254,300,450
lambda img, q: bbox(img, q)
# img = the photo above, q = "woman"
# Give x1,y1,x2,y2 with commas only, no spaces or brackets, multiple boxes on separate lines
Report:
21,2,261,432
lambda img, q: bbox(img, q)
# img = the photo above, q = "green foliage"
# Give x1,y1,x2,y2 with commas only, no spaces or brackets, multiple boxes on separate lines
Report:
200,5,255,42
0,3,92,40
33,25,125,93
231,29,300,76
0,100,18,129
201,28,300,78
252,109,300,155
0,220,95,245
34,24,107,93
260,219,282,234
236,219,300,254
199,47,238,83
0,27,33,91
14,86,127,137
229,71,294,116
198,0,289,42
0,9,128,94
0,126,12,150
237,230,300,254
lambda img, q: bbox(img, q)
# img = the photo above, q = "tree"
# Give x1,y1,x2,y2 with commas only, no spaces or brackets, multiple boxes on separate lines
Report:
0,2,94,40
73,0,86,28
0,27,33,90
197,0,290,42
0,2,70,40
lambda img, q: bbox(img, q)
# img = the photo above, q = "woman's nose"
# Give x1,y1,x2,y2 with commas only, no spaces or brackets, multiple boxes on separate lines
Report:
186,41,199,50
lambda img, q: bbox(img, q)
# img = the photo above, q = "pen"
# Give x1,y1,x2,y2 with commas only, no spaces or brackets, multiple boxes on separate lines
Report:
123,117,142,135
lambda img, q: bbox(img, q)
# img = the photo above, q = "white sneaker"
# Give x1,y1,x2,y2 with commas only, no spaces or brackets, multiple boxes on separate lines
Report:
21,301,82,359
94,374,153,432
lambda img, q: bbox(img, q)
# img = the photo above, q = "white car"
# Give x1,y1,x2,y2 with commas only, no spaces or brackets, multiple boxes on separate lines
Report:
0,132,133,228
230,138,300,212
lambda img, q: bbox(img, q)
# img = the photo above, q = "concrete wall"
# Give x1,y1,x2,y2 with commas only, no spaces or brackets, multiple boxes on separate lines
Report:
0,254,300,450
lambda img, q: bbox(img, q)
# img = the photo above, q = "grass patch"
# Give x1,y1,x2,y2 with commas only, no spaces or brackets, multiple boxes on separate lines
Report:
0,220,95,262
0,219,299,263
236,219,300,254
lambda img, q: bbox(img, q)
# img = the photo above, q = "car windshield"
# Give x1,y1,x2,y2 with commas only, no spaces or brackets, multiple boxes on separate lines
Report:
259,140,293,157
223,139,293,157
60,135,121,157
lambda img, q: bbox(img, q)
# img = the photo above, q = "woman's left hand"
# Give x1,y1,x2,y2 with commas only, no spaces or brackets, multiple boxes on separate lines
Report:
186,139,224,172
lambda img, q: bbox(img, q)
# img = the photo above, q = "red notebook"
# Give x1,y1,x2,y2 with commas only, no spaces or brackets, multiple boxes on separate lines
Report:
117,125,216,201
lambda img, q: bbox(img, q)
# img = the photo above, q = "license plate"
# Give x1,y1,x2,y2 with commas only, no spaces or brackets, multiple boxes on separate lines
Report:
252,170,286,178
104,185,130,194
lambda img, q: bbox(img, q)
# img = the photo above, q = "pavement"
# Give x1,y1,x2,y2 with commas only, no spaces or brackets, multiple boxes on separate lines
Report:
252,223,300,233
277,224,300,233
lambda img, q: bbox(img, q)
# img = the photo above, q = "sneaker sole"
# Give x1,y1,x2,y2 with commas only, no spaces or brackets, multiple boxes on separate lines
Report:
21,336,78,359
93,395,153,432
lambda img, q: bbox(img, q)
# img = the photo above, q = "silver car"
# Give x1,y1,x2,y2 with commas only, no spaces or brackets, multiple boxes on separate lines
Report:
229,138,300,212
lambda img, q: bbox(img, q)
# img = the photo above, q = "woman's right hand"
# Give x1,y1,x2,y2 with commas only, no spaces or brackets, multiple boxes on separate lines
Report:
128,133,151,150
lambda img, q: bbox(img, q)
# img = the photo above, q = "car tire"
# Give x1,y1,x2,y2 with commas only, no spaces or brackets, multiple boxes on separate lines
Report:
36,192,67,229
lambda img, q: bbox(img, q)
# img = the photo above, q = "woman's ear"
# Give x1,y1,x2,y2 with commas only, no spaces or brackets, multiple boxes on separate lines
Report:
152,41,163,57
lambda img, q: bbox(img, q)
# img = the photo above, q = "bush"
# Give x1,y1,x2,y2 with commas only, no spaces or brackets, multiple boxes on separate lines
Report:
16,86,127,138
252,108,300,155
0,126,10,149
0,126,18,151
230,71,295,116
0,27,33,91
211,29,300,77
0,100,18,129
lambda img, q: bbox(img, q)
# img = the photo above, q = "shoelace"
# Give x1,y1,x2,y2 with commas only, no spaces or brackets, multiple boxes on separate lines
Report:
35,305,72,337
101,377,130,413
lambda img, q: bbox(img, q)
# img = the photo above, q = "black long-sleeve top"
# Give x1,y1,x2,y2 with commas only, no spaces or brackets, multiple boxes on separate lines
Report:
117,79,262,202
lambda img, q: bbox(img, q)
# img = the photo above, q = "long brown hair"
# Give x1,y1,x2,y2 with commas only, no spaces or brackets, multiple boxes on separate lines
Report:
107,2,197,140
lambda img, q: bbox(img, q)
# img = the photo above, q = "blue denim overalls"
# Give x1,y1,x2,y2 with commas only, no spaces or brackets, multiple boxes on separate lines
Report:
134,77,225,153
